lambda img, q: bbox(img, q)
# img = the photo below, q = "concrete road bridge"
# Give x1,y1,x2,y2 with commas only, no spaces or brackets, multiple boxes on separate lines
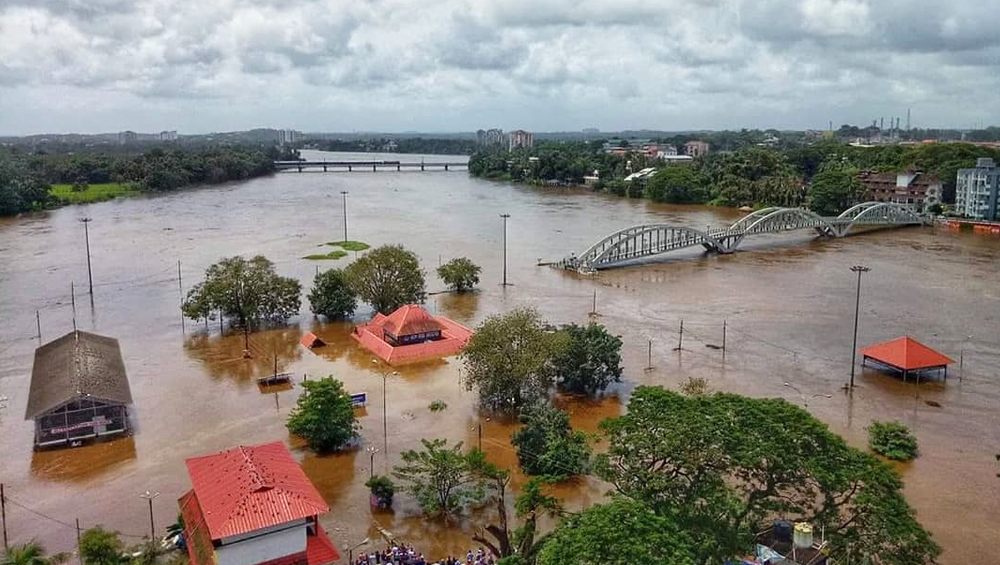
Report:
274,160,468,172
556,202,925,273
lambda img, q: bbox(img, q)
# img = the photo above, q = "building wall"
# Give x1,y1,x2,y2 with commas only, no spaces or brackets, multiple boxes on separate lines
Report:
35,400,129,447
216,521,307,565
955,159,1000,221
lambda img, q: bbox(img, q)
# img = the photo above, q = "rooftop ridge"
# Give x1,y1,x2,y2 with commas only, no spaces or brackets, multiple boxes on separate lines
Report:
239,445,274,491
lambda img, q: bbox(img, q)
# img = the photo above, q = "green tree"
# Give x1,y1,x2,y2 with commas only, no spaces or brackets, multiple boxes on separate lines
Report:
182,255,301,330
1,543,69,565
550,323,623,395
437,257,482,292
286,377,359,452
79,527,123,565
346,245,426,314
392,438,485,516
0,155,51,216
461,308,567,413
510,403,590,480
307,268,357,320
868,421,919,461
595,386,940,565
365,475,396,508
536,498,697,565
643,167,708,203
808,166,862,216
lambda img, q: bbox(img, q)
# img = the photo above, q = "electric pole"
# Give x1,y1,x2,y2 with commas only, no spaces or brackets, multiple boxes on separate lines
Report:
341,191,349,242
79,218,94,296
849,265,870,388
139,490,160,540
499,213,511,286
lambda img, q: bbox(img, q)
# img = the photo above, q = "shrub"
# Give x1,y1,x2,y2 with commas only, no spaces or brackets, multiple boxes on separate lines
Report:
366,475,396,508
428,400,448,412
868,421,919,461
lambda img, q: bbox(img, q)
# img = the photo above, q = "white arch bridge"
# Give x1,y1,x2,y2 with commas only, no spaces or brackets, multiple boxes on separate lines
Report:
556,202,925,273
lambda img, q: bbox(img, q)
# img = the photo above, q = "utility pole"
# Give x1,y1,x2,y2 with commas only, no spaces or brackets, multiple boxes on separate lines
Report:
1,482,8,550
340,191,349,242
178,260,185,334
79,218,94,297
71,282,77,332
722,320,727,353
589,289,597,315
645,339,653,371
676,320,684,351
76,519,82,565
139,490,159,540
499,213,511,286
36,310,41,342
849,265,870,389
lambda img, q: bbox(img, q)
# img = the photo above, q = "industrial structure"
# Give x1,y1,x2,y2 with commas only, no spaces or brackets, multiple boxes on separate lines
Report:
178,441,340,565
25,330,133,449
557,202,924,273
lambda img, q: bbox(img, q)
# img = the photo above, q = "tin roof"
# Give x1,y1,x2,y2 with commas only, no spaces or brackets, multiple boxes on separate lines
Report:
184,441,329,540
25,330,132,420
860,336,954,371
381,305,442,337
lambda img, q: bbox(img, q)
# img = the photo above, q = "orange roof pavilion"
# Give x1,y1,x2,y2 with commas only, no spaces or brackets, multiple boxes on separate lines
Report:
352,304,473,365
860,336,954,382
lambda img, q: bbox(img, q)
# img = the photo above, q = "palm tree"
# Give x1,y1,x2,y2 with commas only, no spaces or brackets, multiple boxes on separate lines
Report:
1,542,70,565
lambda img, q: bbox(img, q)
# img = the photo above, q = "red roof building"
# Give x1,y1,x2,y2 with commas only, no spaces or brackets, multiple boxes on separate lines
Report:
860,336,954,382
352,304,473,365
178,441,339,565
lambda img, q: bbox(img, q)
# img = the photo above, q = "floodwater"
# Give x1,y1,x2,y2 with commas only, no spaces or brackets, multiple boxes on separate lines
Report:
1,150,998,563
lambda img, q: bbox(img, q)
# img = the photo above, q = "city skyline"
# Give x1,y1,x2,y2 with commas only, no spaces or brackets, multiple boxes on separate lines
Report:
1,0,999,135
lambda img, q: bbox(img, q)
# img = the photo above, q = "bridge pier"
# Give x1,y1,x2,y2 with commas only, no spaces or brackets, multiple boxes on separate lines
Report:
421,163,425,171
373,163,377,172
297,166,302,172
323,165,327,172
445,164,449,171
348,165,352,172
397,164,401,171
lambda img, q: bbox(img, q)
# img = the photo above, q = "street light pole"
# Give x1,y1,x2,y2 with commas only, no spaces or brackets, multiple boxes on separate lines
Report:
80,218,94,296
348,538,369,563
499,213,511,286
340,191,349,242
366,446,379,479
139,490,160,540
849,265,871,389
372,360,398,474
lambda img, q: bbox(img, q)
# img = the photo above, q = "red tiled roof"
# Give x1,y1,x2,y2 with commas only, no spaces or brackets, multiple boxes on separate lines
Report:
300,333,325,349
382,305,442,336
860,336,954,371
352,306,474,365
184,441,329,540
306,523,341,565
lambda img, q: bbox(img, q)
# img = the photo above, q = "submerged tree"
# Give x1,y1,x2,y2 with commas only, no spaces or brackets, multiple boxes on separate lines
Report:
461,308,567,413
1,542,70,565
79,528,123,565
182,255,301,333
392,439,485,517
308,268,357,320
437,257,482,292
550,323,623,396
595,386,940,565
346,244,426,314
510,403,590,480
286,377,359,453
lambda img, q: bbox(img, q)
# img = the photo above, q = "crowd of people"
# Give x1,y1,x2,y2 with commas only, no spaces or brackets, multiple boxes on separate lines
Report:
353,545,498,565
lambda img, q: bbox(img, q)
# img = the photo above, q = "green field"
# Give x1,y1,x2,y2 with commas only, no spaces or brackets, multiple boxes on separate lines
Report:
303,250,349,261
325,240,371,252
50,183,136,204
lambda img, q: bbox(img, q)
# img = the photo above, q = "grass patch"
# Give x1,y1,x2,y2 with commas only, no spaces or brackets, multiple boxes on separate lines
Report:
49,183,136,204
303,250,348,261
325,240,371,252
428,400,448,412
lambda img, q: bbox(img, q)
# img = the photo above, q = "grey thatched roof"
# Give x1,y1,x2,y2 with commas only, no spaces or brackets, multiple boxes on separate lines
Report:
25,330,132,419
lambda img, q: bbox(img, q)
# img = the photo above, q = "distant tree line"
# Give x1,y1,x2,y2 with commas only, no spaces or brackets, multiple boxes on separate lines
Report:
0,144,296,216
306,137,477,155
469,139,1000,213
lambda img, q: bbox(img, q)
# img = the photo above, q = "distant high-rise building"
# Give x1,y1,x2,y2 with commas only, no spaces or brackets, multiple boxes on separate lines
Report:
485,128,505,146
118,131,137,145
277,129,299,145
476,129,486,145
508,129,534,150
159,130,177,141
683,140,709,158
955,158,1000,221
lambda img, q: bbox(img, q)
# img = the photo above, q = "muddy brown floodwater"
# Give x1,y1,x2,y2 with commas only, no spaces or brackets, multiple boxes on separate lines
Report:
1,150,998,563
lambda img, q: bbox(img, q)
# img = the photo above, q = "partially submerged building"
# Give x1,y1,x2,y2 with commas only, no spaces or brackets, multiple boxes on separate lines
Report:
24,330,133,449
352,304,473,365
178,441,340,565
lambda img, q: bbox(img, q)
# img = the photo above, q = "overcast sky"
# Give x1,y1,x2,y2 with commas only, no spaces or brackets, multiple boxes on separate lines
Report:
1,0,997,135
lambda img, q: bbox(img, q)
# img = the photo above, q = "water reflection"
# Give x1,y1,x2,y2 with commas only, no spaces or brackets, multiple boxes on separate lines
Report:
31,436,137,483
183,327,304,386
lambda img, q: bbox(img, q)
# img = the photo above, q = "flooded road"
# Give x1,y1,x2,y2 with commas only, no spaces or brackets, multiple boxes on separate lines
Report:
1,150,998,563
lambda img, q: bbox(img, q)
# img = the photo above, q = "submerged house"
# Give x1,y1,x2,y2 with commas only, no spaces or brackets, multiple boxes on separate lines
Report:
352,304,473,365
178,441,340,565
24,330,133,449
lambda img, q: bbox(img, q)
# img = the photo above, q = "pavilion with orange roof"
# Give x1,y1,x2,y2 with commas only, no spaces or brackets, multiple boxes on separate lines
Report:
352,304,474,365
860,336,954,383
